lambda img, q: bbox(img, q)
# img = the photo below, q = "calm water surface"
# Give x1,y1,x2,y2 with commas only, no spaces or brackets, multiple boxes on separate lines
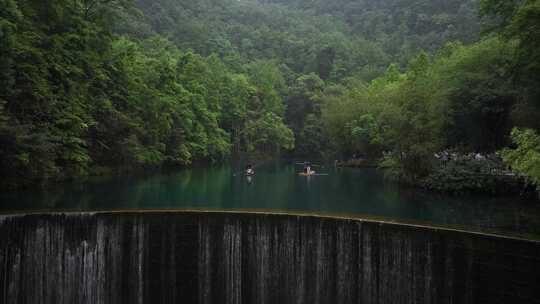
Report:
1,162,540,238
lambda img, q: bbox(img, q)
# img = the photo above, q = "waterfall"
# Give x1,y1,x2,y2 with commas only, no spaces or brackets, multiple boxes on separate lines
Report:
0,212,539,303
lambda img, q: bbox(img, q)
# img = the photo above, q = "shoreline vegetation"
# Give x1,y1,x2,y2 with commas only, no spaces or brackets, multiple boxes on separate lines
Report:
337,151,533,196
1,0,539,197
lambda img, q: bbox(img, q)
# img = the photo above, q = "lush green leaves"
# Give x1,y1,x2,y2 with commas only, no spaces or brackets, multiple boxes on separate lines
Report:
0,0,296,188
2,0,539,195
501,128,540,189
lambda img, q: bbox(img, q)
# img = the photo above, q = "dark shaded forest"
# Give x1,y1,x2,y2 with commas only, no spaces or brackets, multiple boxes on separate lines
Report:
1,0,539,193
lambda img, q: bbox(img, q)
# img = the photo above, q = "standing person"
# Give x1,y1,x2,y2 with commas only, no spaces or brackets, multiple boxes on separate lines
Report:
245,164,255,176
303,161,313,175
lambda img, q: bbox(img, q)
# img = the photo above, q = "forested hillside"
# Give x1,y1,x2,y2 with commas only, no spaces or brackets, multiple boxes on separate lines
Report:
122,0,484,157
1,0,539,193
257,0,481,57
126,0,480,79
0,0,294,188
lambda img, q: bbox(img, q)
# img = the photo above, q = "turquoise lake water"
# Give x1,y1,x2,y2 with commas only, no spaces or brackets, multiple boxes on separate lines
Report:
1,161,540,238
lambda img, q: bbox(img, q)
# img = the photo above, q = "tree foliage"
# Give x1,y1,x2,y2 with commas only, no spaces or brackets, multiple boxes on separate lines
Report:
0,0,295,188
2,0,540,194
501,128,540,189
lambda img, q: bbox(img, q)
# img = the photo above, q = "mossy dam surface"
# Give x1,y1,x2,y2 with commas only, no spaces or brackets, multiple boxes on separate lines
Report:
1,211,539,304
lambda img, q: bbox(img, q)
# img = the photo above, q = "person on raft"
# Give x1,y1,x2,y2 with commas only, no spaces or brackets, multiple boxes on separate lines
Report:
245,164,255,176
303,162,314,175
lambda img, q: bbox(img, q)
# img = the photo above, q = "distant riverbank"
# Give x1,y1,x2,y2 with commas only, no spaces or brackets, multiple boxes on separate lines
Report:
337,154,535,197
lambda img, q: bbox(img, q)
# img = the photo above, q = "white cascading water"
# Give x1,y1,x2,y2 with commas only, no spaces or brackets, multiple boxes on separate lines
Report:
0,213,539,303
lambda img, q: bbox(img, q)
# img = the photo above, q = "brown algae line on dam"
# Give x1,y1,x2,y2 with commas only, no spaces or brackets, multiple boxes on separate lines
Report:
1,207,540,243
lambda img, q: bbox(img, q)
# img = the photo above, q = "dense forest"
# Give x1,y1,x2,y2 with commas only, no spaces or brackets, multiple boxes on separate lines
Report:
1,0,539,193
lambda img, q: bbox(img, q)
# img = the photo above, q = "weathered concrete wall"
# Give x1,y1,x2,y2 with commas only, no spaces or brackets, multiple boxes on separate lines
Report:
0,212,539,303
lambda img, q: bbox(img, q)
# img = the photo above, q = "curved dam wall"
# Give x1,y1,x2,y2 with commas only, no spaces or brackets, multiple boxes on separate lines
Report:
0,212,539,304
